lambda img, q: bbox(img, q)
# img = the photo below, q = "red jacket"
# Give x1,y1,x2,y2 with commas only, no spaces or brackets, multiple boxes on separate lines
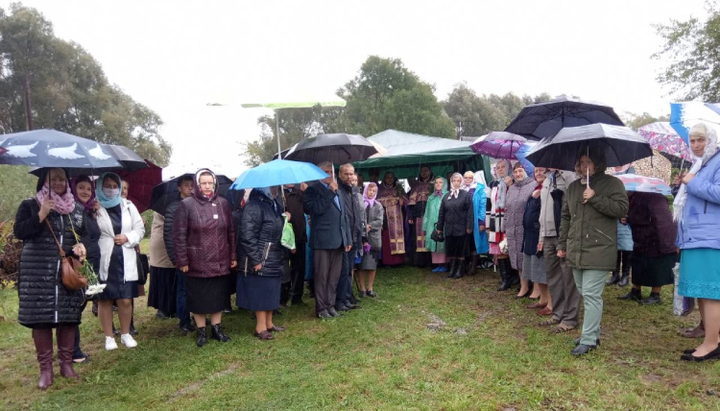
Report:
172,171,236,278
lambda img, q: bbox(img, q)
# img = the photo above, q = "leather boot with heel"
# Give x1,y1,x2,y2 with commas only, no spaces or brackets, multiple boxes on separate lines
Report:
56,325,78,379
497,259,511,291
447,259,458,279
32,328,54,390
453,259,465,279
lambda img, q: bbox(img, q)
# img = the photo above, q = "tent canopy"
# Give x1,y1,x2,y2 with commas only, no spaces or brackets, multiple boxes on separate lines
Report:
353,129,490,182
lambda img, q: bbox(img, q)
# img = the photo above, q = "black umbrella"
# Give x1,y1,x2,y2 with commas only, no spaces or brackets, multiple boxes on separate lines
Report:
284,133,377,164
104,144,148,172
525,124,653,173
150,173,233,215
505,97,625,141
0,129,122,169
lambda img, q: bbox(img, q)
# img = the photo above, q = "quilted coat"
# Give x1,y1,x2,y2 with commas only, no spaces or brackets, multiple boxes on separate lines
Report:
237,190,284,276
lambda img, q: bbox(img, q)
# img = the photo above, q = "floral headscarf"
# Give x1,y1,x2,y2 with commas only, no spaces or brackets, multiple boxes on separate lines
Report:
363,182,378,208
71,175,96,214
35,168,76,215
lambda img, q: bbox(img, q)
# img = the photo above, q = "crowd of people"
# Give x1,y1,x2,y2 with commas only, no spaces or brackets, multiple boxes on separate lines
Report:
12,122,720,389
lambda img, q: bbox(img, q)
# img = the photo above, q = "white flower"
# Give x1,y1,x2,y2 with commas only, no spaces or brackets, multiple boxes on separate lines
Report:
85,284,107,297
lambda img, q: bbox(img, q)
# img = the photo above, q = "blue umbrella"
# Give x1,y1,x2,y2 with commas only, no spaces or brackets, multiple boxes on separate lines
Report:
230,159,329,190
0,129,122,169
670,102,720,145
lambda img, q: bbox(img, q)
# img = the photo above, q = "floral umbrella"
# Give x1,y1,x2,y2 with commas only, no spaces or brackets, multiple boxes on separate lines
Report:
615,173,672,196
637,122,693,162
470,131,527,159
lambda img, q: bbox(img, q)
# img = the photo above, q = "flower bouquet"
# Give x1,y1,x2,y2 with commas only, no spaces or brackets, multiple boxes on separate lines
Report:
70,224,106,297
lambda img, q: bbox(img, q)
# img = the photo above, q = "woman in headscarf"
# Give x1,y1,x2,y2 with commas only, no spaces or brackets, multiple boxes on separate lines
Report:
675,123,720,361
376,171,407,266
173,169,236,347
437,173,474,279
506,163,540,299
358,182,384,297
407,165,434,267
120,179,140,335
424,177,449,272
15,168,87,389
469,171,489,275
522,168,552,314
69,175,100,364
488,160,517,291
95,173,145,351
461,171,477,195
237,187,285,340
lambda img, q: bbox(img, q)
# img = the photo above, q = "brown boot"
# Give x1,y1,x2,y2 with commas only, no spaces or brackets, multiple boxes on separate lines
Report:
56,325,79,379
32,328,54,390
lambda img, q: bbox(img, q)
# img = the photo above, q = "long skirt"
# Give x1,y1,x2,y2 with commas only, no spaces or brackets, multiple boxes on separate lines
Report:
147,266,177,315
186,275,230,314
630,253,675,287
236,273,281,312
445,235,467,259
432,252,448,264
679,248,720,300
381,230,405,266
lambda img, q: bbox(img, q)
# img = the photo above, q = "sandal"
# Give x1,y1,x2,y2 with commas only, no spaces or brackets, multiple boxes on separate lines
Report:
552,323,577,333
536,307,553,316
538,318,560,327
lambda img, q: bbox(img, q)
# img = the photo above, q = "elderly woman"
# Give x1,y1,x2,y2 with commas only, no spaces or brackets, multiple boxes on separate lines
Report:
173,169,236,347
488,160,516,291
95,173,145,351
15,168,88,389
675,123,720,361
523,168,552,314
558,149,628,356
617,192,677,304
358,182,384,297
437,173,474,279
377,172,407,266
471,172,489,273
505,163,537,299
407,165,434,267
237,187,285,340
424,177,448,272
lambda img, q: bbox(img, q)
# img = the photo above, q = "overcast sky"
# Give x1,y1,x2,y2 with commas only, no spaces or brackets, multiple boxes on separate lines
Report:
3,0,710,177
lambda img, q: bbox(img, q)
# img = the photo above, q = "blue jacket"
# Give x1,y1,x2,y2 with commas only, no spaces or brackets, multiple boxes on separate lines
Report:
472,186,489,254
617,220,633,252
677,151,720,250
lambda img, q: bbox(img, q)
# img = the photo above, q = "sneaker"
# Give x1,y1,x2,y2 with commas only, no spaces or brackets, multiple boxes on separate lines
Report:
105,336,118,351
120,333,138,348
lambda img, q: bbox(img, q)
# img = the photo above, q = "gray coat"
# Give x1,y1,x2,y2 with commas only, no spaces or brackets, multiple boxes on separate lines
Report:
365,201,384,251
539,170,576,238
505,176,537,270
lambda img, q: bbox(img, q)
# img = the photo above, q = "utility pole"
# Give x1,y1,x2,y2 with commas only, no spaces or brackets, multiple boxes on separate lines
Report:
23,74,33,130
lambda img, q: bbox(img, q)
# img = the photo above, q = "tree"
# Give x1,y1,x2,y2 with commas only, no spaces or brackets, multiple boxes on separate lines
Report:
337,56,456,138
654,2,720,101
622,112,670,130
0,3,171,166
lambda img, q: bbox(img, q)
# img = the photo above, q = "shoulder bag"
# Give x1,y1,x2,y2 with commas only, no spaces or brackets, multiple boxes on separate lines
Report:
45,218,87,291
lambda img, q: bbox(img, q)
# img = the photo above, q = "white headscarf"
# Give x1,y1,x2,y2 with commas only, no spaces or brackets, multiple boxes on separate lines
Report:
449,173,463,199
474,170,490,197
674,123,719,222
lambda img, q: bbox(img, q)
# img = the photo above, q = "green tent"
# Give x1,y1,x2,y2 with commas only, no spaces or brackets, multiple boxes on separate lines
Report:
353,130,491,183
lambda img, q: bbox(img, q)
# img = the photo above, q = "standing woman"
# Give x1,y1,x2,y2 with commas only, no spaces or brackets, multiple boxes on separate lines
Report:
522,168,552,314
358,182,384,297
95,173,145,350
470,172,489,274
173,169,236,347
120,179,140,335
488,160,516,291
237,187,285,340
407,165,434,267
505,163,537,299
15,168,87,389
436,173,474,279
558,149,628,356
424,177,448,272
377,172,407,266
675,123,720,361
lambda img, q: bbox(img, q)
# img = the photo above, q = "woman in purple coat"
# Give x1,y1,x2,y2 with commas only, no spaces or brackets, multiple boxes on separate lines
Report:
505,162,537,299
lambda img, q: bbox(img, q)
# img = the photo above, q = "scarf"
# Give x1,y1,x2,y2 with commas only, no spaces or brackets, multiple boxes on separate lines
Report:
35,170,76,215
96,172,122,209
674,123,719,222
71,175,96,214
450,173,462,199
193,168,218,201
493,160,512,209
460,173,477,192
363,183,378,208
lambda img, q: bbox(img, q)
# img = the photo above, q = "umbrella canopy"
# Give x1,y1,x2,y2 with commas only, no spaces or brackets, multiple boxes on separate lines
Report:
525,124,653,171
284,133,377,164
0,146,6,156
514,141,537,174
230,160,329,190
615,173,672,196
150,172,233,215
105,144,148,172
670,101,720,144
505,97,625,141
0,129,122,169
637,121,693,162
117,161,162,213
470,131,527,159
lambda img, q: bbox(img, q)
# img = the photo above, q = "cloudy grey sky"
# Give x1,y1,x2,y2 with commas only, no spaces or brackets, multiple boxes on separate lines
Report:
3,0,710,177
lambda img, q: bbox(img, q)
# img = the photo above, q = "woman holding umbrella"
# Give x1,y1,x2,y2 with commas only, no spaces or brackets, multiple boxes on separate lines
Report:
558,149,628,356
15,168,88,389
377,172,407,266
488,160,516,291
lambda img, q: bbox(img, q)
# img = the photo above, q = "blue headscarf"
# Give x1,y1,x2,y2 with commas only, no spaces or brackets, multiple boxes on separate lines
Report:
96,172,122,209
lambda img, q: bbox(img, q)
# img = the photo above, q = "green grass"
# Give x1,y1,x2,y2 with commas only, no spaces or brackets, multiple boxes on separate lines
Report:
1,265,719,410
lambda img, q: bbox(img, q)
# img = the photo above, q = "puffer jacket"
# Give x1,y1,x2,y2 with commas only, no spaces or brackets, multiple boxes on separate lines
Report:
677,151,720,250
237,190,284,276
558,171,629,270
163,193,183,265
172,172,236,278
616,220,633,252
15,200,85,327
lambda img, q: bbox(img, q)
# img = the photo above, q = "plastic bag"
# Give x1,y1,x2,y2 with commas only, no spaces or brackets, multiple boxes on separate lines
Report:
281,215,296,250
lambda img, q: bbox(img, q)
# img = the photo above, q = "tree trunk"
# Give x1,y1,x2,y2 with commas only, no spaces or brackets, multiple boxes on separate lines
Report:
23,74,33,131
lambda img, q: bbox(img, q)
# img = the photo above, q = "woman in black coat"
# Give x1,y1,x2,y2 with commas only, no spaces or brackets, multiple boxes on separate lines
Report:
236,188,286,340
436,173,474,279
14,168,88,389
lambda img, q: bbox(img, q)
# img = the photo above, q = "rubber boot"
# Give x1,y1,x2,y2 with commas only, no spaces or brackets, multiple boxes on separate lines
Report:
453,259,465,279
196,327,208,347
32,328,54,390
497,259,511,291
446,259,457,279
56,325,79,379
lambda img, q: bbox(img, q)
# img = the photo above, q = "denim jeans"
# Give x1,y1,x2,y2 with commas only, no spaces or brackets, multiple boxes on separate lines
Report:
175,269,190,327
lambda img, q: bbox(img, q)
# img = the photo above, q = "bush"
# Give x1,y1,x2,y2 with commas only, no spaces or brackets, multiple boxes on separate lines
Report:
0,165,37,221
0,220,21,286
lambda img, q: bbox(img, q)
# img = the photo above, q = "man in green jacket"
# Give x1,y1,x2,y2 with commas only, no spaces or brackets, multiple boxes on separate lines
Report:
558,150,629,356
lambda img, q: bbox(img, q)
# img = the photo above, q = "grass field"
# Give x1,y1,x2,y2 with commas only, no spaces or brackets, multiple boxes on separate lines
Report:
0,260,719,410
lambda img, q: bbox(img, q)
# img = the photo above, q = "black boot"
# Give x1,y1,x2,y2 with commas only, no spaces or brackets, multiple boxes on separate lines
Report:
618,265,630,287
196,327,208,347
643,292,662,305
607,270,620,285
618,288,642,302
466,254,478,276
211,324,231,342
497,260,511,291
453,259,465,279
447,259,457,279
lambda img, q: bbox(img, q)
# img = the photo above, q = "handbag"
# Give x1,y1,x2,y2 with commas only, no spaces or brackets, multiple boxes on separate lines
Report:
135,250,149,285
45,219,87,291
430,223,445,243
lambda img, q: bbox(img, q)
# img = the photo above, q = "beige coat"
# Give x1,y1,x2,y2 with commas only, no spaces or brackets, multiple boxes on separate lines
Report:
149,212,174,268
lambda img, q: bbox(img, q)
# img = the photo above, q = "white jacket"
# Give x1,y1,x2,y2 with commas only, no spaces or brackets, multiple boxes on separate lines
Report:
97,199,145,282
